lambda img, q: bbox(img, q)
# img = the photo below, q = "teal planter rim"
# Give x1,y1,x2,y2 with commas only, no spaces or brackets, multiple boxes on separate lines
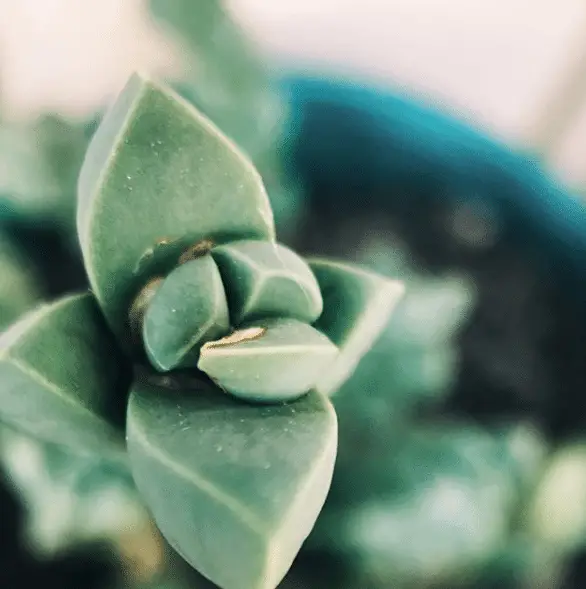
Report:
281,74,586,283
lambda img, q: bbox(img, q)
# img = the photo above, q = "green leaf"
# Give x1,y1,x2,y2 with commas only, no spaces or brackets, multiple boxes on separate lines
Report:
335,344,458,422
127,376,337,589
77,73,275,348
142,255,230,372
0,293,127,455
309,259,405,396
198,318,338,403
211,240,323,325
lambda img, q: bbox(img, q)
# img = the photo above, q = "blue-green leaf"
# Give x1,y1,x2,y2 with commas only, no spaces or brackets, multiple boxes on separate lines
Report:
142,255,230,371
309,259,404,395
0,293,127,455
148,0,284,161
127,376,337,589
211,240,323,325
198,318,338,403
77,73,275,348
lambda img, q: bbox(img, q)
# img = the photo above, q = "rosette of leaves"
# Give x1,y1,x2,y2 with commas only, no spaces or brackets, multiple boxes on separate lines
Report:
0,73,404,589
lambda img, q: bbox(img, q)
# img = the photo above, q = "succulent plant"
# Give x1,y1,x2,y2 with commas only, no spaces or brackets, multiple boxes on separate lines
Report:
0,73,404,589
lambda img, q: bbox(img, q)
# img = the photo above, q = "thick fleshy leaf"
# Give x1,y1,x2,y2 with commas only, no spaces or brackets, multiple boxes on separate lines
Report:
211,240,322,325
142,256,230,371
0,293,127,455
127,376,337,589
198,318,338,402
77,73,275,347
309,259,405,396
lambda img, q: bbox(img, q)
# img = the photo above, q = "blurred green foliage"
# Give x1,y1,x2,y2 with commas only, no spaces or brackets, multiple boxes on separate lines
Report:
0,233,44,327
0,117,89,227
0,1,583,589
0,427,140,556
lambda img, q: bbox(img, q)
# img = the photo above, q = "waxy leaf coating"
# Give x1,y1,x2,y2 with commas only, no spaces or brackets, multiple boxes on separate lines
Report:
77,73,275,347
142,256,230,371
198,318,338,402
127,377,337,589
309,259,405,396
211,240,323,325
0,293,126,455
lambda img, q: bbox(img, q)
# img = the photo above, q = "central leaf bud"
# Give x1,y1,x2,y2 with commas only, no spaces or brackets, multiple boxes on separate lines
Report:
132,238,340,402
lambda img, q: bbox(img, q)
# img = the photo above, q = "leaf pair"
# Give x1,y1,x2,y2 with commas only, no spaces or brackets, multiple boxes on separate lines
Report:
0,74,404,589
140,238,335,402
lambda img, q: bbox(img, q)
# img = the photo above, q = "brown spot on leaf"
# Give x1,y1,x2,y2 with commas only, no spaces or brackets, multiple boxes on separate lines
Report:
128,277,163,343
178,239,215,264
204,327,267,349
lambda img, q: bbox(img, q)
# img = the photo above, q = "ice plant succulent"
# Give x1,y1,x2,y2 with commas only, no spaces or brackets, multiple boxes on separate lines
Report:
0,74,404,589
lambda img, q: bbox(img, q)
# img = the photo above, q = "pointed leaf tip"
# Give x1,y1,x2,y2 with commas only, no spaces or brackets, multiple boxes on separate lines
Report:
211,240,323,325
77,73,275,348
127,378,337,589
309,259,405,396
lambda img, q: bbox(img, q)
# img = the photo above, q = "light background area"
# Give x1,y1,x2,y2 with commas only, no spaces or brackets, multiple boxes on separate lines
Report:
228,0,586,187
1,0,586,186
